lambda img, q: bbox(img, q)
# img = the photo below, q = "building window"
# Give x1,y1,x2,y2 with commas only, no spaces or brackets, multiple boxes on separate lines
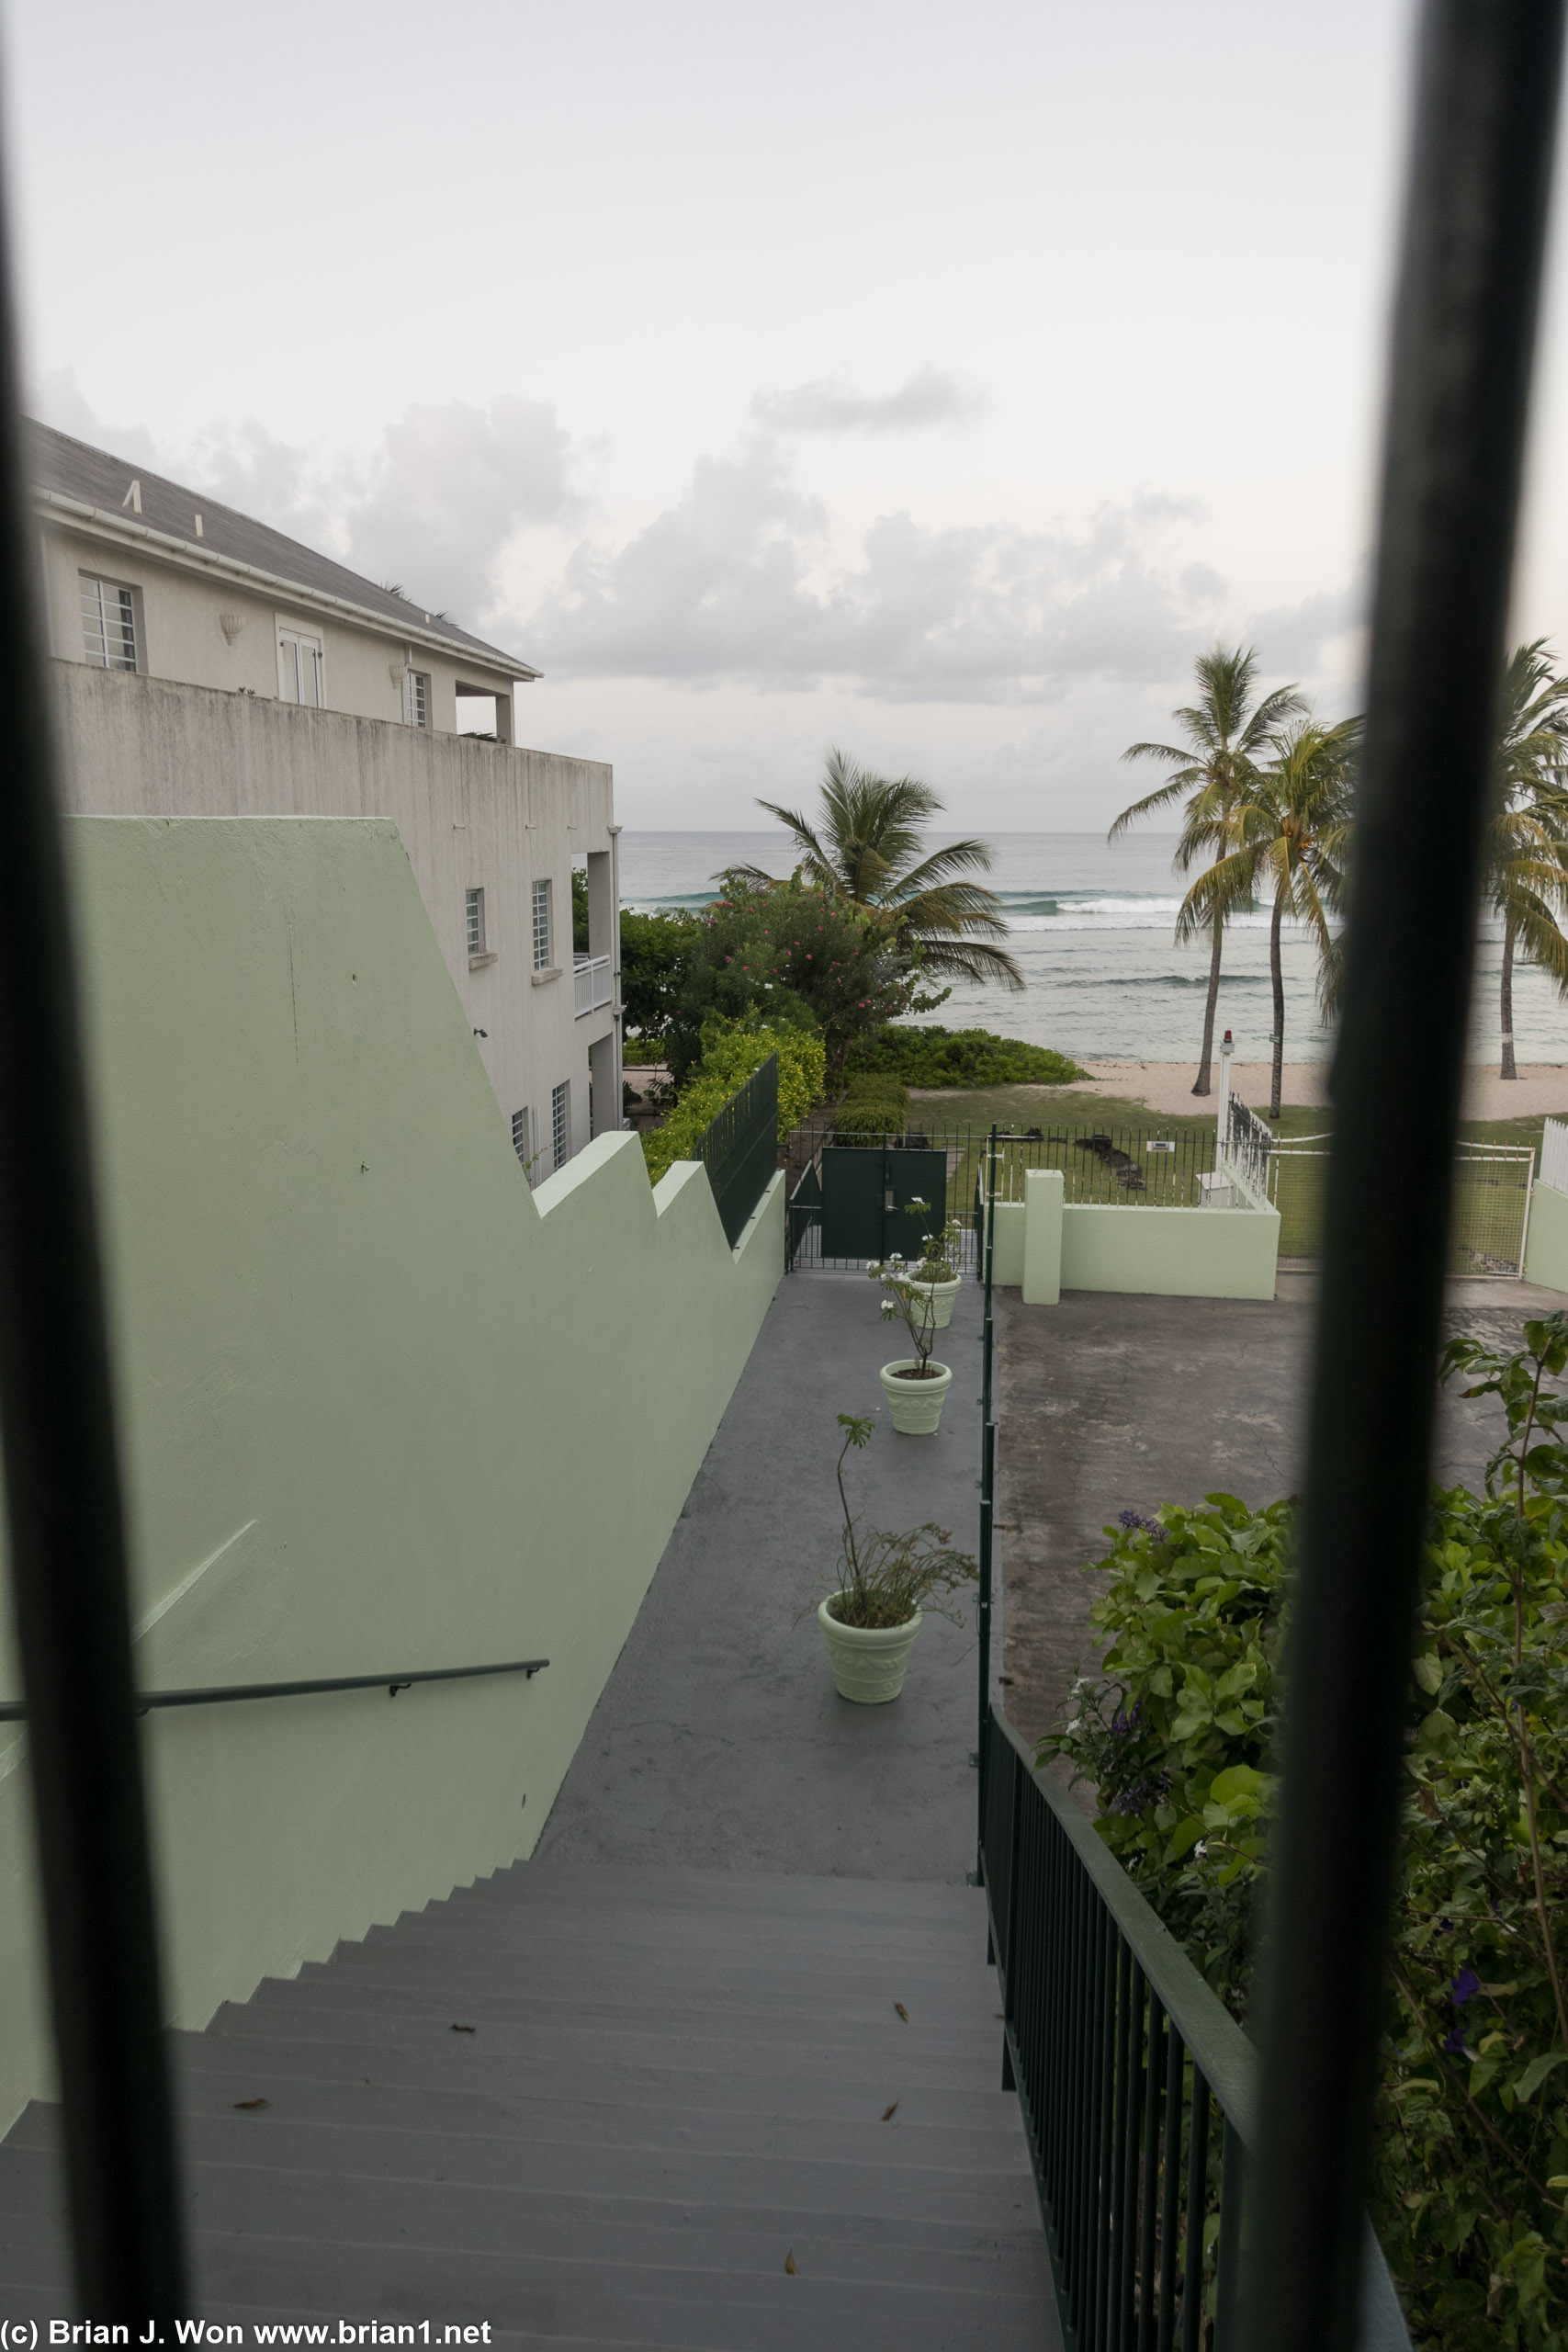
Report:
466,888,486,956
81,576,137,671
511,1106,532,1172
551,1081,570,1170
532,878,552,970
404,670,429,729
277,625,324,707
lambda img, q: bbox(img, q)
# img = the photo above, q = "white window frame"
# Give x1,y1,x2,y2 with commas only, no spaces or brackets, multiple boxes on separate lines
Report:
532,878,553,971
466,888,486,957
80,573,139,672
404,669,430,729
276,621,325,707
551,1080,570,1170
511,1106,533,1172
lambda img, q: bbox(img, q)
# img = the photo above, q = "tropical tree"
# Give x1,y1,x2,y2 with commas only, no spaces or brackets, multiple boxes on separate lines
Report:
736,749,1025,991
1485,640,1568,1080
1179,717,1359,1119
1111,648,1306,1095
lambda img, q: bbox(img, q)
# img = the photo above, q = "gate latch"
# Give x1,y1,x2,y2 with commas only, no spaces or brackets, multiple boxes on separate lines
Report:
884,1185,896,1212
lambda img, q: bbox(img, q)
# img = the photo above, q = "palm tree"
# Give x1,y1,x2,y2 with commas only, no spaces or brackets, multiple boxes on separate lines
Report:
734,749,1025,989
1486,641,1568,1080
1179,717,1359,1119
1111,648,1306,1094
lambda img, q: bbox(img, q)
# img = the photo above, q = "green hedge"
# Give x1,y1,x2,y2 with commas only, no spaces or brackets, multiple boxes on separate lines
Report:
642,1019,825,1186
848,1024,1088,1088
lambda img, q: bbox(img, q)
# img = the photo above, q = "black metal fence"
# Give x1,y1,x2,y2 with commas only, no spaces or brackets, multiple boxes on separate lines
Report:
693,1052,779,1247
977,1709,1411,2352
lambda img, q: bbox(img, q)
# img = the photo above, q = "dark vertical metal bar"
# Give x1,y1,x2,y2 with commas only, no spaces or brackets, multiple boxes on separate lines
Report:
1137,1992,1163,2352
1093,1926,1119,2352
1246,6,1566,2350
1215,2116,1245,2351
1117,1962,1145,2352
0,168,186,2320
1156,2026,1183,2352
1108,1939,1134,2352
1181,2070,1212,2352
976,1123,998,1866
1087,1905,1111,2352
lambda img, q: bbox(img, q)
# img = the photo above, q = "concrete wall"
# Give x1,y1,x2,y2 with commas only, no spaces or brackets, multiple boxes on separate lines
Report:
51,662,618,1163
987,1169,1280,1301
0,816,783,2134
1525,1179,1568,1293
40,518,517,735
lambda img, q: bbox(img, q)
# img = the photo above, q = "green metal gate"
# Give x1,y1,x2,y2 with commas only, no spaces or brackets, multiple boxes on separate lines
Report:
818,1144,948,1261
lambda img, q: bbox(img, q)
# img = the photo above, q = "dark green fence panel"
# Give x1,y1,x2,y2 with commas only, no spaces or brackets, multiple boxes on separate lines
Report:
692,1053,778,1248
818,1144,948,1261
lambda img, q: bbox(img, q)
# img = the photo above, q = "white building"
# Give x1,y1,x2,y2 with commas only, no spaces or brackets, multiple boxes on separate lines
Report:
31,420,621,1170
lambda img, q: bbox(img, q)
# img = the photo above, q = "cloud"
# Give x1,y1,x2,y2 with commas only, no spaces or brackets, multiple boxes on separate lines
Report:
341,398,581,620
751,365,984,435
525,447,1227,702
30,367,160,467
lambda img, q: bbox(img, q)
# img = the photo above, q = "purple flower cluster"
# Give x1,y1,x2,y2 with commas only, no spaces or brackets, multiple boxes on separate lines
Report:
1109,1770,1171,1816
1117,1510,1162,1536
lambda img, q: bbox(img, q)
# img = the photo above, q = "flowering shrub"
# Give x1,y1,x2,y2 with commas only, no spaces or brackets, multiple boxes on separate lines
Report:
664,873,925,1081
640,1015,825,1186
1041,1313,1568,2347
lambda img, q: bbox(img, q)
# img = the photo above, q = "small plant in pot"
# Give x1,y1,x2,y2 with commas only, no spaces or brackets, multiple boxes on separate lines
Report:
811,1414,978,1702
869,1204,954,1433
906,1208,964,1330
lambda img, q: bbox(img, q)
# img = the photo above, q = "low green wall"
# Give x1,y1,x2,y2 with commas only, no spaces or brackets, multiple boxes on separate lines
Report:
987,1165,1280,1301
0,817,783,2133
1525,1179,1568,1294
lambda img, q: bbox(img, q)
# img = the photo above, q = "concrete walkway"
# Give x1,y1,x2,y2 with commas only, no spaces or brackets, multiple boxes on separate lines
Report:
538,1271,992,1884
996,1271,1562,1749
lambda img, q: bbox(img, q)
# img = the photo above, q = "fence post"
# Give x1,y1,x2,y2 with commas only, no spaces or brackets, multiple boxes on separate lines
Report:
976,1124,998,1870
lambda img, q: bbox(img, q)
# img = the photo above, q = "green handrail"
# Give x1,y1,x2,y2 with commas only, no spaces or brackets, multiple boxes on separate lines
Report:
0,1656,549,1724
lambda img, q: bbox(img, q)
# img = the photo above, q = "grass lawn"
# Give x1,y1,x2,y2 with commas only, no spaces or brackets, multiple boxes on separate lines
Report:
899,1084,1542,1263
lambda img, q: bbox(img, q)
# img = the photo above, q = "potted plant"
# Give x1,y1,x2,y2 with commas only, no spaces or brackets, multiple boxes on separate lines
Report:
812,1414,978,1702
905,1207,964,1330
869,1212,953,1433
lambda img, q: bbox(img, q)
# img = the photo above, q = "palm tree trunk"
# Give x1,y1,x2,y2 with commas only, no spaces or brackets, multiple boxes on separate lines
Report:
1191,916,1224,1096
1501,919,1517,1080
1269,894,1286,1120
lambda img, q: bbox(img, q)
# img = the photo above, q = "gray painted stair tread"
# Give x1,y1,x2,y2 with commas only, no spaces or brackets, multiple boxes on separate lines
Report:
165,2036,1020,2126
0,1861,1055,2347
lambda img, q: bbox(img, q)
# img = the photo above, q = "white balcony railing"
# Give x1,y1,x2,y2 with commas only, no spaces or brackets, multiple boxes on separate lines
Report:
574,953,614,1018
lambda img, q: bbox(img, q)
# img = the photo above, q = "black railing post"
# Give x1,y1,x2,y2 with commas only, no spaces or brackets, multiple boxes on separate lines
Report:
976,1123,999,1868
0,175,185,2319
1243,6,1566,2348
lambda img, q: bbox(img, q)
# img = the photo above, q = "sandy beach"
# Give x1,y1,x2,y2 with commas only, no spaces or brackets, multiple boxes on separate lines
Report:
1074,1059,1568,1121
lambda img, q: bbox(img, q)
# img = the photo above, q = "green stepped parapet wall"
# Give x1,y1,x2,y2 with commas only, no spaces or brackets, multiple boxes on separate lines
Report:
0,816,783,2133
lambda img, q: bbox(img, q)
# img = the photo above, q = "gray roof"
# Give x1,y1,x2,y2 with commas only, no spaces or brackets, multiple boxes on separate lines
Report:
26,419,539,680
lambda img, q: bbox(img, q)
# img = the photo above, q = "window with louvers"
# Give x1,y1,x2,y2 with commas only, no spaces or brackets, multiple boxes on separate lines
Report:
81,577,136,671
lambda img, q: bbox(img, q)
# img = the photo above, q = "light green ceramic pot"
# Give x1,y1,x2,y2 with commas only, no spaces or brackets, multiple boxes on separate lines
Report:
906,1275,962,1329
879,1357,953,1434
818,1596,924,1703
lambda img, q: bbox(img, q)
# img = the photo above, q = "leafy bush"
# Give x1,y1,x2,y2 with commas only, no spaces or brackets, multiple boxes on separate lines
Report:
665,874,929,1083
620,908,701,1045
622,1036,667,1067
641,1015,826,1187
847,1023,1088,1088
1041,1314,1568,2349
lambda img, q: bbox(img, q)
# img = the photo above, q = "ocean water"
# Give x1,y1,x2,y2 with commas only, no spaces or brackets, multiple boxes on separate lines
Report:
618,831,1568,1068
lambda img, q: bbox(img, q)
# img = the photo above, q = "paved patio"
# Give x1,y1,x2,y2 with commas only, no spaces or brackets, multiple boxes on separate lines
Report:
539,1269,996,1883
995,1270,1562,1749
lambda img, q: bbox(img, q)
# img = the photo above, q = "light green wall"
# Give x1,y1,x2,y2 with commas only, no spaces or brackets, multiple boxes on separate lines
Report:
0,816,783,2133
1022,1170,1064,1306
987,1171,1280,1301
1525,1180,1568,1294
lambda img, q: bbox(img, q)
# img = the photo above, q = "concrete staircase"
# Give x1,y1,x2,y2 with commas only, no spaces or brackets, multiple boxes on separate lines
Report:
0,1860,1055,2348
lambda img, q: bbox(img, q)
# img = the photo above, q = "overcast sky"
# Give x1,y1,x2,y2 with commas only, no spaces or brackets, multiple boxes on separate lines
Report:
11,0,1568,828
